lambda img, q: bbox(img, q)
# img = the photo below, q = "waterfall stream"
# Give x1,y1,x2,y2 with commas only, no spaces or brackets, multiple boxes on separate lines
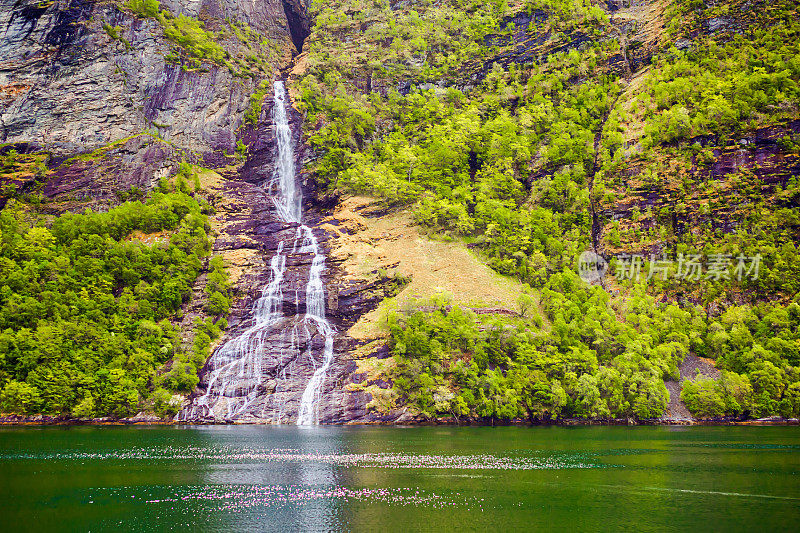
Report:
177,81,336,425
295,226,336,426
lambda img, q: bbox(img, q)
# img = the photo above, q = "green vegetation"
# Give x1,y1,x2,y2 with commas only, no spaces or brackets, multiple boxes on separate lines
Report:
642,21,800,144
205,255,231,316
391,278,687,420
0,149,49,202
3,0,797,421
591,0,800,310
244,80,272,125
124,0,276,77
299,0,619,283
681,372,753,419
162,13,229,66
125,0,159,18
297,0,800,420
306,0,505,83
686,302,800,417
103,22,131,49
126,0,229,66
0,190,227,418
390,293,800,420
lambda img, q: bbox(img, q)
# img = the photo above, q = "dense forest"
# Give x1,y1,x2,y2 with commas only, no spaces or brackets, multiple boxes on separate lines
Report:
295,0,800,420
0,0,798,421
0,173,230,417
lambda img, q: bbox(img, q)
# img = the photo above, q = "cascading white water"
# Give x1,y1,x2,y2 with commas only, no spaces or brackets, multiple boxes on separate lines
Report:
270,82,302,224
296,226,336,425
177,80,336,424
185,242,287,420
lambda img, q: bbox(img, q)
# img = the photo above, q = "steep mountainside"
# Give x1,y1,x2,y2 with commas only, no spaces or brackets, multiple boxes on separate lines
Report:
291,0,800,423
0,0,798,423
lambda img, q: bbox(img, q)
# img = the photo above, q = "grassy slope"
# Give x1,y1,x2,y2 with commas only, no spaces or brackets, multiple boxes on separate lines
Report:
293,0,800,420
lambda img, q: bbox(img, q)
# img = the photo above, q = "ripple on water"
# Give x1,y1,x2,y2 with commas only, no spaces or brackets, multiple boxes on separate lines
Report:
126,484,473,510
1,447,609,469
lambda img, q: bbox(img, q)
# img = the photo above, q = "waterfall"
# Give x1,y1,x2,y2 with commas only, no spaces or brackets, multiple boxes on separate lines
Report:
296,226,336,426
270,82,302,224
177,80,336,425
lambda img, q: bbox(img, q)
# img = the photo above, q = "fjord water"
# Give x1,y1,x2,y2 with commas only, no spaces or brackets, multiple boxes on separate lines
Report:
0,426,798,531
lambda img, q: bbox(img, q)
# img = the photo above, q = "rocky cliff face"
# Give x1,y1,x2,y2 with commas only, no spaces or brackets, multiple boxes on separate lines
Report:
177,94,398,423
1,0,297,204
5,0,796,424
1,0,397,423
597,119,800,259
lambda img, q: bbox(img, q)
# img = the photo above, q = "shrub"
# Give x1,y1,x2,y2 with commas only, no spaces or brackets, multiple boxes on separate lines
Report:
681,375,726,418
0,381,41,415
126,0,160,18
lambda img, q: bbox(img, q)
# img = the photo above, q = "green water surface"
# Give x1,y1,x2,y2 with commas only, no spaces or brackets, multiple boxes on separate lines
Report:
0,425,798,531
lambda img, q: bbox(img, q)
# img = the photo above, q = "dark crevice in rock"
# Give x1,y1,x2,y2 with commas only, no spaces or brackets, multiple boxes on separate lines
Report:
282,0,310,54
8,3,49,40
43,0,92,51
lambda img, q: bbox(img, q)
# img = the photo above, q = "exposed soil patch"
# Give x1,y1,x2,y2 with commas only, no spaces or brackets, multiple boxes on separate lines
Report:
662,354,721,421
323,196,532,342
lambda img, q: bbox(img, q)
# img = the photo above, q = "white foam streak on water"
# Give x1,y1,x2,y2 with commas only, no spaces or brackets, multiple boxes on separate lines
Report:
178,80,335,423
5,449,602,470
139,485,469,511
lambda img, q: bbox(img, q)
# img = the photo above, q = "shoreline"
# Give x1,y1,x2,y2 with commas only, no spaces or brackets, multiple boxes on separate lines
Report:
1,415,798,427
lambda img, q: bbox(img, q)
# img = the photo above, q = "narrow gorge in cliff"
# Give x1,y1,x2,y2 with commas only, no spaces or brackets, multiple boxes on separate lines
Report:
0,0,799,427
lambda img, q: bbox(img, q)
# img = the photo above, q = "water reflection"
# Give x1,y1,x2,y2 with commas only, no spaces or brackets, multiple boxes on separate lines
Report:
0,425,798,532
295,427,344,532
195,425,345,531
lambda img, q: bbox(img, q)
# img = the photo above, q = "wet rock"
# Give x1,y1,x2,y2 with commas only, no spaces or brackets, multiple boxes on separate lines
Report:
124,412,164,423
175,78,405,425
